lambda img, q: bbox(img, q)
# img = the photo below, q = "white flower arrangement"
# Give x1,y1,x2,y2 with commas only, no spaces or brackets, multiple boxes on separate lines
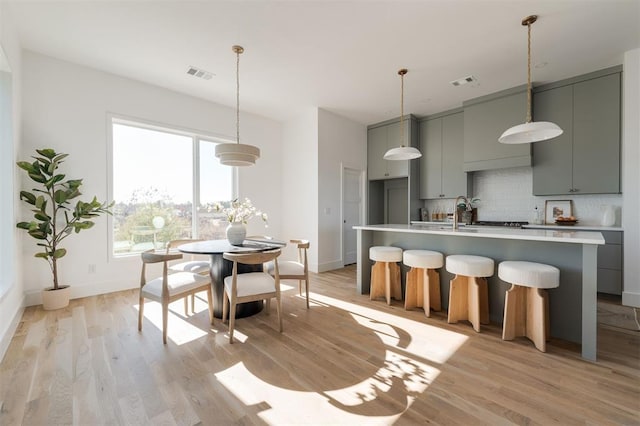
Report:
212,198,268,225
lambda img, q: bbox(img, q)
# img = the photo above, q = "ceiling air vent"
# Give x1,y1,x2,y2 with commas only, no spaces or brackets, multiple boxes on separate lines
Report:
450,75,477,87
186,66,214,80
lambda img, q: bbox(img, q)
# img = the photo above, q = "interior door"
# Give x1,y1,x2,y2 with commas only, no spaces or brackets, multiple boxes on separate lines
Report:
342,168,362,266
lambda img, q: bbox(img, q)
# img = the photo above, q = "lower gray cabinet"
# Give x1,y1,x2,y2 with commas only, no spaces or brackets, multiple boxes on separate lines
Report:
598,231,623,295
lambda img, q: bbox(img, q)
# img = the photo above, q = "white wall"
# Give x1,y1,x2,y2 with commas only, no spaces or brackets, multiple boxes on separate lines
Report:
317,108,366,271
0,3,24,361
280,109,319,269
19,51,282,305
622,48,640,308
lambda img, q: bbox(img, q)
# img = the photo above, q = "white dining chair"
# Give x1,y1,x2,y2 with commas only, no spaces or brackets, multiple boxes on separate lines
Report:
266,239,310,308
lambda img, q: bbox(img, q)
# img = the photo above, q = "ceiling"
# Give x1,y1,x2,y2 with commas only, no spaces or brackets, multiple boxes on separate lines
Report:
5,0,640,125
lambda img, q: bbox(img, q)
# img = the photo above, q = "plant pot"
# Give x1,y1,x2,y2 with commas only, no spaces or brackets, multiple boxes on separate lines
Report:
226,222,246,246
42,285,71,310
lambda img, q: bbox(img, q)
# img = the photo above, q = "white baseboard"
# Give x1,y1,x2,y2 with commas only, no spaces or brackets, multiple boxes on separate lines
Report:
316,259,345,273
622,290,640,308
0,299,25,363
24,279,139,307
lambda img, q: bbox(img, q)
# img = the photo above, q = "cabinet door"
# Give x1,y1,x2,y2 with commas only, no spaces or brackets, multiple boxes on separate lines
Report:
532,85,574,195
463,90,531,171
367,126,388,180
385,121,410,179
419,118,443,199
572,73,621,194
441,112,466,197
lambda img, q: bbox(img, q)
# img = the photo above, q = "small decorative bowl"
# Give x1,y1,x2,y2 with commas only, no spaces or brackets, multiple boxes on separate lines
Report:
555,219,578,226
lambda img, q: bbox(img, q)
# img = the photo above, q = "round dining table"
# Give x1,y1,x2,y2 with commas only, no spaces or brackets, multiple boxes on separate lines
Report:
177,239,284,319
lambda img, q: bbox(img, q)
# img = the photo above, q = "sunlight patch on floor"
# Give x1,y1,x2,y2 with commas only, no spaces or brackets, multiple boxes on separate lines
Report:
216,362,404,425
313,293,468,365
134,301,208,345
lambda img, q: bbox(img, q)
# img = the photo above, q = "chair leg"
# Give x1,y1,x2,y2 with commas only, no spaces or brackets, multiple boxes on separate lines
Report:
305,278,310,309
184,297,189,316
191,293,196,314
229,300,237,344
207,286,214,325
298,280,302,296
527,288,547,352
265,299,271,314
138,294,144,332
275,296,283,332
222,291,229,324
502,284,526,341
162,302,169,344
390,263,402,301
370,262,386,301
385,262,391,305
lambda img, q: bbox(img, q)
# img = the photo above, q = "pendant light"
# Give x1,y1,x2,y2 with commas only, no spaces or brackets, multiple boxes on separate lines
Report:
384,69,422,160
215,45,260,166
499,15,563,144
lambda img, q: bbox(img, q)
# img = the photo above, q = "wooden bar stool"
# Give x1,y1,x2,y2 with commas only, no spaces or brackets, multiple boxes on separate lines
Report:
369,246,403,305
403,250,443,317
499,261,560,352
446,255,494,332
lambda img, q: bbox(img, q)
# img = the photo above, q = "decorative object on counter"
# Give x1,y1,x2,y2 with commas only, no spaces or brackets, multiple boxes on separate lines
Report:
383,69,422,160
544,199,573,225
499,260,560,352
499,15,563,144
16,148,113,310
215,45,260,166
211,198,268,246
456,197,480,225
600,205,616,226
530,205,544,225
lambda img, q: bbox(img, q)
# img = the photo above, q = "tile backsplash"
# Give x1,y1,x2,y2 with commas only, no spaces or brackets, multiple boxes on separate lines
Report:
423,167,623,226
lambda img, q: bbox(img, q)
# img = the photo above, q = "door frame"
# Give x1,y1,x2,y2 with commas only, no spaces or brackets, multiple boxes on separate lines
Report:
341,164,365,267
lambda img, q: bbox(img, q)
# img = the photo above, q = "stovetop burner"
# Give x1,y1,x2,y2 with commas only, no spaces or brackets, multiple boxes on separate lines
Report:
472,221,529,228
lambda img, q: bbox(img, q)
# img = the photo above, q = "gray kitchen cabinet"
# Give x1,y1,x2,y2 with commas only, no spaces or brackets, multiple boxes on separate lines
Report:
367,118,413,180
419,110,471,199
597,231,623,295
367,116,420,225
533,68,621,195
462,86,531,172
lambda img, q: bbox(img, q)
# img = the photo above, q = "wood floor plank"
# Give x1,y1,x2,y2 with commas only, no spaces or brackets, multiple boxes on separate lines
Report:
1,265,638,425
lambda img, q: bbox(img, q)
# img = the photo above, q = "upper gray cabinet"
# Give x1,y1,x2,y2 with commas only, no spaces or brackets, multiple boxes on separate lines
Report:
533,68,621,195
367,116,416,180
420,110,471,199
462,86,531,172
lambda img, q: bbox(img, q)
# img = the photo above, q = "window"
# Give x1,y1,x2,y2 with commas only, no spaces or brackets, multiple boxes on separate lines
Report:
110,118,234,256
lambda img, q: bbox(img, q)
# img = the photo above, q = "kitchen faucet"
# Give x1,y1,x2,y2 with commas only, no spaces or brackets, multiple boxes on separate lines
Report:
453,196,469,230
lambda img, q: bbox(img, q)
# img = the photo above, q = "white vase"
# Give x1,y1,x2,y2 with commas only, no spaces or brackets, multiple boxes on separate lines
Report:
600,205,615,227
226,222,246,246
42,285,71,310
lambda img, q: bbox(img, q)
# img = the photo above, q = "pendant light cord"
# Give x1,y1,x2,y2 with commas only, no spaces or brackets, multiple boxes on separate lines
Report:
399,69,406,147
526,21,532,123
236,48,240,145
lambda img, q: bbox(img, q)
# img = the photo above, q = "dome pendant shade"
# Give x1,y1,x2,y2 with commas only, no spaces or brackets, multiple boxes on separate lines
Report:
383,146,423,160
499,121,563,144
384,68,422,161
500,15,562,145
216,45,260,167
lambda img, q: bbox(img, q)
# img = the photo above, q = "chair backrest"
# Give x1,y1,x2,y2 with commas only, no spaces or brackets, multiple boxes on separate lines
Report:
223,248,281,265
140,249,183,293
165,238,204,253
291,239,309,272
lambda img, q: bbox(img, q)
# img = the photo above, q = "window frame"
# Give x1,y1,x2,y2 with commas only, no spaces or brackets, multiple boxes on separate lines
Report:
107,114,237,260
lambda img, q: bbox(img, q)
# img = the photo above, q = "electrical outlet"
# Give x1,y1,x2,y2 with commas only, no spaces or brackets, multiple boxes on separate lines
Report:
88,264,96,274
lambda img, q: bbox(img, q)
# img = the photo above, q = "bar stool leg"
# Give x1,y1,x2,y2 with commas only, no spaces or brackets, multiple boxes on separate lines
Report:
503,284,526,340
467,276,482,332
370,262,386,301
404,267,419,310
385,262,391,305
527,288,547,352
427,269,441,313
390,263,402,302
448,275,468,325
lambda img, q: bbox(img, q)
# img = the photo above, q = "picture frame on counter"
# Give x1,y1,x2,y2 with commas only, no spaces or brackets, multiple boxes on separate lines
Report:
545,200,573,224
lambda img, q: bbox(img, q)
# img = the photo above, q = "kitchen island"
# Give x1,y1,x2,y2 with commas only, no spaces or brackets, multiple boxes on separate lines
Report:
354,223,605,361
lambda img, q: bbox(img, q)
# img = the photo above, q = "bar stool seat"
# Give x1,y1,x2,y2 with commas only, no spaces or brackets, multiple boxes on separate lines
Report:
369,246,403,305
446,255,494,332
499,261,560,352
403,250,443,316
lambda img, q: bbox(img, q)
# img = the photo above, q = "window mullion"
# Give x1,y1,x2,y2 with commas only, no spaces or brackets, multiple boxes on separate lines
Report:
193,137,200,238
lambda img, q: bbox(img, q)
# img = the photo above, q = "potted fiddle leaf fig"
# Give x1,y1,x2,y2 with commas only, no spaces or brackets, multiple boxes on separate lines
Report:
16,148,113,310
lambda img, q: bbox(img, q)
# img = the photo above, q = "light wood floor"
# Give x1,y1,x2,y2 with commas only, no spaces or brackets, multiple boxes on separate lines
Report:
1,265,639,425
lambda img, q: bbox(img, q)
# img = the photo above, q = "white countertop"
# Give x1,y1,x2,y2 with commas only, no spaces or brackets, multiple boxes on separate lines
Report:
354,223,605,245
523,224,623,232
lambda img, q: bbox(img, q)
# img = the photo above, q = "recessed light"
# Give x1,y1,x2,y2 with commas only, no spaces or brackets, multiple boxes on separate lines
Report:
186,66,214,80
450,75,477,87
